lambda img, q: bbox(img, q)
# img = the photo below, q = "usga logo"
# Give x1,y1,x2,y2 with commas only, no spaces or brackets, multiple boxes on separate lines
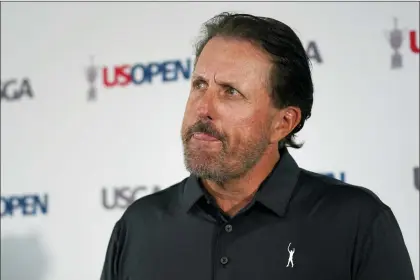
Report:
85,56,192,101
385,17,419,69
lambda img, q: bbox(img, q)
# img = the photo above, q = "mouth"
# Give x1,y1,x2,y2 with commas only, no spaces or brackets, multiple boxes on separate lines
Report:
192,132,220,142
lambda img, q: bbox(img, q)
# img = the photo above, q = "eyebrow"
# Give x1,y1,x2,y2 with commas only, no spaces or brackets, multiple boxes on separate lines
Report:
214,76,237,88
191,73,239,89
191,73,206,80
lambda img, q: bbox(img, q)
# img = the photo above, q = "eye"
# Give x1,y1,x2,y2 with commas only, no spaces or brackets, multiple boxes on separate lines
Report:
192,79,207,90
226,86,240,96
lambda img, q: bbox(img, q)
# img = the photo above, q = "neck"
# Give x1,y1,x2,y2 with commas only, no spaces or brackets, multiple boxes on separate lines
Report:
201,144,280,216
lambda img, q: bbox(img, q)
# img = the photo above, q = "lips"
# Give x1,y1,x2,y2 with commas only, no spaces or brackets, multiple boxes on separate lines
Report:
192,132,220,141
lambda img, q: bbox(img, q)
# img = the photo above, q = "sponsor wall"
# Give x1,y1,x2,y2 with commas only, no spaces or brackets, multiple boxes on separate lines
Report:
1,2,419,280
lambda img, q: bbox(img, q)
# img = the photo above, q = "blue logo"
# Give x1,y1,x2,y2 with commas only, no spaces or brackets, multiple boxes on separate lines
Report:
322,172,346,182
102,58,192,88
1,194,48,217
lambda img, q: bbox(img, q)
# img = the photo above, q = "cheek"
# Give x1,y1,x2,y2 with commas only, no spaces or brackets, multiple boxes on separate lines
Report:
182,101,197,129
226,115,268,144
184,94,200,116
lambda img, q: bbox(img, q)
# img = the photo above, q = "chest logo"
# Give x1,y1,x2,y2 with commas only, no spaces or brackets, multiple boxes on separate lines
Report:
286,242,295,268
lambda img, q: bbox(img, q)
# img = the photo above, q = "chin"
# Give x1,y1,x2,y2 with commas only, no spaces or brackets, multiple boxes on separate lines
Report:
184,150,218,169
185,151,217,166
185,164,226,183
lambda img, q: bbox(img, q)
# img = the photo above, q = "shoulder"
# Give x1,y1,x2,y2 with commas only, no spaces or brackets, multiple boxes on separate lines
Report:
120,177,189,223
296,169,390,220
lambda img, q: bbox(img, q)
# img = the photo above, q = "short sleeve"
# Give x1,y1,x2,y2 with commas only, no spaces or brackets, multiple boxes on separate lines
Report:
353,207,415,280
100,219,126,280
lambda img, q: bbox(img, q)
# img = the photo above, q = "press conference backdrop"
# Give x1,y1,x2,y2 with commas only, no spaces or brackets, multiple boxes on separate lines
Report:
1,2,419,280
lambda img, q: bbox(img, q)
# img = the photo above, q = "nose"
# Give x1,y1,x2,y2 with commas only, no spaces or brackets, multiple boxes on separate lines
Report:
196,88,216,120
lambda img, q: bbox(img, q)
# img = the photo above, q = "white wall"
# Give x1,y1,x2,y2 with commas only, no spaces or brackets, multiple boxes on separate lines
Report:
1,2,419,280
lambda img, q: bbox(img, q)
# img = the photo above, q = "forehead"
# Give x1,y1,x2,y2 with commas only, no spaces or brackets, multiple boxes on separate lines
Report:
194,37,272,83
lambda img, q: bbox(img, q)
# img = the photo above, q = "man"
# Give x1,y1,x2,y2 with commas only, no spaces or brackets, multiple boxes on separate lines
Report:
101,12,415,280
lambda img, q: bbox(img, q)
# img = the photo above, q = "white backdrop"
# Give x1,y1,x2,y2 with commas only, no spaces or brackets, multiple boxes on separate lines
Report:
1,2,419,280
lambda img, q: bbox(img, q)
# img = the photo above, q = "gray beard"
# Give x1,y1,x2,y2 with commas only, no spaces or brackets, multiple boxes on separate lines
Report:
182,139,269,185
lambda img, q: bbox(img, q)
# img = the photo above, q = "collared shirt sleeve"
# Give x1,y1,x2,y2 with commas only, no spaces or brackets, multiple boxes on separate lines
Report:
100,219,126,280
353,207,415,280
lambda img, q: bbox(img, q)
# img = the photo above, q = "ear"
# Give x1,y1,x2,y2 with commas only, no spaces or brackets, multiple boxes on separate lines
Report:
270,106,302,143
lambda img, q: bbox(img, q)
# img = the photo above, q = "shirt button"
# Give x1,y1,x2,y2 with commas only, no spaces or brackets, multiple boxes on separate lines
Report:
225,224,233,232
220,256,229,265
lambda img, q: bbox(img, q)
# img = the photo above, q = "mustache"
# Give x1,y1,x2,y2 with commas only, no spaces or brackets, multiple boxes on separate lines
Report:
184,120,225,141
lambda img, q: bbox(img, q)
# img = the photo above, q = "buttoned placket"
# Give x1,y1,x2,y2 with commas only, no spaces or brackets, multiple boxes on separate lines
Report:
213,209,243,280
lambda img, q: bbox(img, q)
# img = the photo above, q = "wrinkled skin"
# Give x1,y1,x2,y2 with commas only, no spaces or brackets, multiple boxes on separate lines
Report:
181,36,300,185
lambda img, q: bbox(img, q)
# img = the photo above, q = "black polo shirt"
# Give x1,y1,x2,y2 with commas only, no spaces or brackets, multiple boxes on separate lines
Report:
100,148,415,280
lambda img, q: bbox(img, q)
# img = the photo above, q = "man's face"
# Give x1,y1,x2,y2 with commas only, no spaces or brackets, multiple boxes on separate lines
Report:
181,36,277,183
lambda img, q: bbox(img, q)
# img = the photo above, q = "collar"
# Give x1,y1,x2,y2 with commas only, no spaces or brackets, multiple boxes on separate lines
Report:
181,147,301,217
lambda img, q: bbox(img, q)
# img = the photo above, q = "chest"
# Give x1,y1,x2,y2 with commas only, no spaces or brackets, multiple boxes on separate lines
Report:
121,217,354,280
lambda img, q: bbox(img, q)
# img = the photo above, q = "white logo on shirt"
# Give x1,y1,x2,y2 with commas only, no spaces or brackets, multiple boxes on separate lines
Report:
286,242,295,268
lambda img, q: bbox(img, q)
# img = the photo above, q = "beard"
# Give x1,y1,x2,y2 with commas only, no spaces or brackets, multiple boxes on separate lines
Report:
181,119,270,184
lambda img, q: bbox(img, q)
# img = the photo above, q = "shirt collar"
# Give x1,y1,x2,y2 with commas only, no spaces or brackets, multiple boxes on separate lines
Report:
181,147,301,217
